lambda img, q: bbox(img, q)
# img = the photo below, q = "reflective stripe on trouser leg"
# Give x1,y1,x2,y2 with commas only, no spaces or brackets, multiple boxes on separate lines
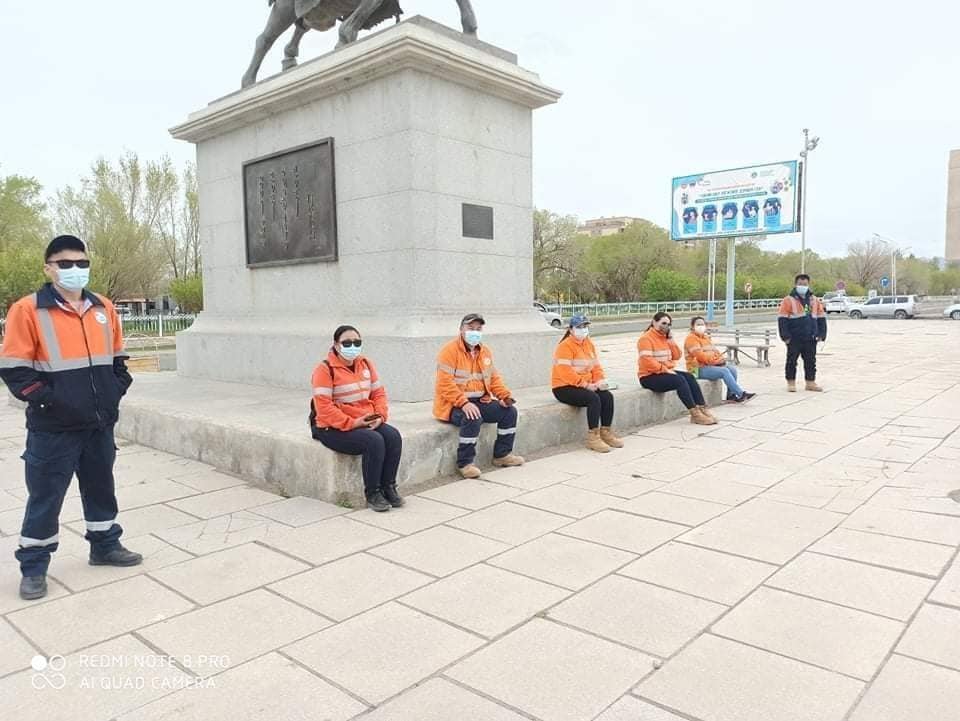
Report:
451,410,482,468
16,429,82,576
76,427,123,554
494,405,518,459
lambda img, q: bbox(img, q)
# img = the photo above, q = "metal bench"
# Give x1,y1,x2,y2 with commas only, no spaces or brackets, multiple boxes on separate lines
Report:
705,326,775,367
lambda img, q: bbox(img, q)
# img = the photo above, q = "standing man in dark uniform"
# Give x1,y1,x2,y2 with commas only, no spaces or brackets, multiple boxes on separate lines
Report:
778,273,827,393
0,235,142,600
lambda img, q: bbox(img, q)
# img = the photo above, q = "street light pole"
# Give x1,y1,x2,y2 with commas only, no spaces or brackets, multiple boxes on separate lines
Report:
873,233,909,297
799,128,820,274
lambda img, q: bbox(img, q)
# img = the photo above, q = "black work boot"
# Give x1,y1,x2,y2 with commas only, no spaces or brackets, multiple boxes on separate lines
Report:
89,545,143,567
366,490,391,512
382,485,405,508
19,575,47,600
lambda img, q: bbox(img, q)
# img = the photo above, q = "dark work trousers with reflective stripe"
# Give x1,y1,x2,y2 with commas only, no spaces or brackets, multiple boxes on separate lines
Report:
785,339,818,381
16,426,122,577
449,401,518,468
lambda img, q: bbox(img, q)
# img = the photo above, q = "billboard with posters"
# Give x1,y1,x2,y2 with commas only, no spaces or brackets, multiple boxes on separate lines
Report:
671,160,800,241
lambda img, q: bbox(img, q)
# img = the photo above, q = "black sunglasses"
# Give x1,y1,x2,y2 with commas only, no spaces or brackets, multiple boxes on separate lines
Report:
340,339,362,348
49,259,91,269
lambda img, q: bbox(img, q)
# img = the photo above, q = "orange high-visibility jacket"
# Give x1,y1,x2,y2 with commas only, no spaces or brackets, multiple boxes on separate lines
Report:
552,334,605,389
311,350,389,432
434,337,512,421
684,332,725,376
637,327,682,378
0,284,131,432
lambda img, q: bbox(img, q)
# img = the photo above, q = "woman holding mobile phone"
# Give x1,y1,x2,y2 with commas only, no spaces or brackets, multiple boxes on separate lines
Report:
637,312,717,426
310,325,403,512
552,314,623,453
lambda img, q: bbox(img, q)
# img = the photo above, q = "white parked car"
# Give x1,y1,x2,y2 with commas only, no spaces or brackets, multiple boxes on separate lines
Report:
848,295,917,320
944,303,960,320
534,302,563,328
824,296,854,314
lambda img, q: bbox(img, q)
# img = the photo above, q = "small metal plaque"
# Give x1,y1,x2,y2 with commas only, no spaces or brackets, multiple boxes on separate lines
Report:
462,203,494,240
243,139,337,267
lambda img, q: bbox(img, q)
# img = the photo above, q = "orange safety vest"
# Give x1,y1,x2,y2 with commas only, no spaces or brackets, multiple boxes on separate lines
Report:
310,350,388,432
552,334,605,389
684,332,724,376
0,284,130,431
637,327,681,378
434,337,512,420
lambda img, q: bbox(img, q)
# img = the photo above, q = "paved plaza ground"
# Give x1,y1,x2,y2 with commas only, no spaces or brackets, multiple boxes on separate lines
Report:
1,319,959,721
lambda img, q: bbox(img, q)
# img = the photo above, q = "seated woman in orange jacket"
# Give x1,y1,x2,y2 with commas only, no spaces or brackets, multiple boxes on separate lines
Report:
684,316,756,404
637,312,717,426
310,325,403,512
552,314,623,453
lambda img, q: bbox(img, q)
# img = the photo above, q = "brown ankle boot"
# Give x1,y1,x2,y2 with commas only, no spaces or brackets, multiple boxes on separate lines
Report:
690,408,716,426
805,381,823,392
697,405,718,422
599,427,624,448
787,380,797,392
586,428,611,453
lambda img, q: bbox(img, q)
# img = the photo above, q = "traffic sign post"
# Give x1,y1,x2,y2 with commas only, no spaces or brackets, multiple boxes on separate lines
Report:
881,276,890,294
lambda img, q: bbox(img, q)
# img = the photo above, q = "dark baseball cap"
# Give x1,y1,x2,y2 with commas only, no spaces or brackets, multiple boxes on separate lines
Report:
460,313,486,326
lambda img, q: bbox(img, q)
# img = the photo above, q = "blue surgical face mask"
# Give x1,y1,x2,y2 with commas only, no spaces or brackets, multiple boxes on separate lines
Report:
572,327,589,340
339,344,362,361
57,266,90,292
464,330,483,347
795,285,809,296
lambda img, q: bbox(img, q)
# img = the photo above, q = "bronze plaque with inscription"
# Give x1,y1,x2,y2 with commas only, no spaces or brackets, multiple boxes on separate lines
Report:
243,139,337,267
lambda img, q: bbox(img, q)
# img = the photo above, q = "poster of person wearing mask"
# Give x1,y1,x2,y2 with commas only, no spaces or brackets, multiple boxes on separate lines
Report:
670,161,798,241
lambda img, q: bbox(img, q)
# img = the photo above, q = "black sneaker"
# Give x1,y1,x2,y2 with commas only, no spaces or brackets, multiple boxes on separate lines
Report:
19,575,47,600
381,485,405,508
89,545,143,567
366,491,391,512
738,392,756,403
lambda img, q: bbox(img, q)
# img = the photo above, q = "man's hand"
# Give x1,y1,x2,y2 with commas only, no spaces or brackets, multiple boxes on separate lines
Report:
462,402,482,420
352,416,371,430
498,397,516,408
597,381,609,391
585,383,599,392
368,417,383,430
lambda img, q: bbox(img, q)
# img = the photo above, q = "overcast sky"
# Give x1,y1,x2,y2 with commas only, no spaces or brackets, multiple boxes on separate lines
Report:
2,1,958,259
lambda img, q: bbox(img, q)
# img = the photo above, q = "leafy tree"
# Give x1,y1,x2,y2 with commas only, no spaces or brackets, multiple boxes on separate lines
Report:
169,275,203,312
0,171,48,312
533,209,578,298
54,153,172,300
642,269,698,301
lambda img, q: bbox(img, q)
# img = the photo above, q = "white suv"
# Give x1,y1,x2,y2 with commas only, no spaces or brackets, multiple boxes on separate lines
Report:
534,302,563,328
848,295,917,320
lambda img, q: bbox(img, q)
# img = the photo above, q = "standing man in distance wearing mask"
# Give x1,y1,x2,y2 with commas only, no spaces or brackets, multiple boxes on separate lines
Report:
0,235,140,601
778,273,827,393
434,314,524,478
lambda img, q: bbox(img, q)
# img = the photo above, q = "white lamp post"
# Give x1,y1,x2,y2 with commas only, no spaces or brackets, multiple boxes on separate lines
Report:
800,129,820,273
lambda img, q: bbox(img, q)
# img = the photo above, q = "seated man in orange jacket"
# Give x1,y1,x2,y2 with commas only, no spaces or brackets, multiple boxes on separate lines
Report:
434,314,525,478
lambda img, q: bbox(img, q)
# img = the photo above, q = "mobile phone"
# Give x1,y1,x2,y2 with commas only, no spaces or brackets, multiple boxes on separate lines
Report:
364,413,382,422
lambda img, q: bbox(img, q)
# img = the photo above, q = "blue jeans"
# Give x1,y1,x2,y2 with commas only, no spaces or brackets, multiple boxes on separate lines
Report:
697,365,744,398
448,401,517,467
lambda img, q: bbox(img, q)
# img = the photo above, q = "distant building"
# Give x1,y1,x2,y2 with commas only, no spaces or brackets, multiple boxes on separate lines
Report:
577,216,643,237
947,150,960,265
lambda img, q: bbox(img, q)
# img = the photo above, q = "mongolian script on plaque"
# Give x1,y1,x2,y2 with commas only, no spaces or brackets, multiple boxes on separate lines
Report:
243,139,337,267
